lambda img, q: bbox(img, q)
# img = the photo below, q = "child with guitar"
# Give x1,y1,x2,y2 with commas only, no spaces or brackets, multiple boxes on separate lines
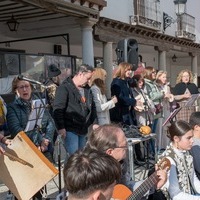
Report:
160,120,200,199
86,124,168,200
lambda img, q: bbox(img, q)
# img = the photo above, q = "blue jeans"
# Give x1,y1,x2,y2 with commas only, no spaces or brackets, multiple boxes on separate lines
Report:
64,131,86,155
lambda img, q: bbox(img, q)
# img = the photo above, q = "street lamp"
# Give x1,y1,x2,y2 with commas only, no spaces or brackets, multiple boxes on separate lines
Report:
7,15,19,32
172,54,177,62
174,0,187,15
163,0,187,31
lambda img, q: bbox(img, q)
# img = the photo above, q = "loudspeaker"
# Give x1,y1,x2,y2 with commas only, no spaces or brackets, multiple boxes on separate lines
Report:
54,45,62,54
115,38,138,71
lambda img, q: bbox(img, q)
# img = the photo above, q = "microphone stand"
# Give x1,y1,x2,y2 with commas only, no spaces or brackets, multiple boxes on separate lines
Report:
32,83,64,194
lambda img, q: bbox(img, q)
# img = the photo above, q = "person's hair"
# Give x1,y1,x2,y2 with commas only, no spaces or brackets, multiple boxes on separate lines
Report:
142,66,155,80
64,149,121,199
75,64,94,75
167,120,192,141
139,55,143,62
155,70,167,85
176,69,193,84
131,74,145,88
113,62,133,79
86,124,122,152
189,112,200,129
90,67,106,95
12,76,33,93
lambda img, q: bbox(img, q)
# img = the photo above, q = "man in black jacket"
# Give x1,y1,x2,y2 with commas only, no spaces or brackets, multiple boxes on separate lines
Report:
53,64,96,155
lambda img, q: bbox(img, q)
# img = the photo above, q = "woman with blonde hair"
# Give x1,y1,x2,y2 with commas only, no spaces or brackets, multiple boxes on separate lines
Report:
172,69,199,122
90,67,117,125
155,70,174,150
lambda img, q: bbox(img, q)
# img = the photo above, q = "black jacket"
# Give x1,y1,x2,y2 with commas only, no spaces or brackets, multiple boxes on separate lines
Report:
172,82,199,95
53,76,96,135
110,78,136,123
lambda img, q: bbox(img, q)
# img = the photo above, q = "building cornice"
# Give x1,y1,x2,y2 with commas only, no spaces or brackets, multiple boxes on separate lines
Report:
15,0,106,18
94,17,200,53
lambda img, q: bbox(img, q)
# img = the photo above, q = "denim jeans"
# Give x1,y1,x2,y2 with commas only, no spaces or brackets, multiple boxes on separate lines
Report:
64,131,86,155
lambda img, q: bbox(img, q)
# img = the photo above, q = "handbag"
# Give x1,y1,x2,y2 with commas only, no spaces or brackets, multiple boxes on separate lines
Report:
154,103,162,115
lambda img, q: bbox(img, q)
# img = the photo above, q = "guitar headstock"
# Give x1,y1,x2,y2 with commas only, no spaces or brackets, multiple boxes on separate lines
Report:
157,157,171,171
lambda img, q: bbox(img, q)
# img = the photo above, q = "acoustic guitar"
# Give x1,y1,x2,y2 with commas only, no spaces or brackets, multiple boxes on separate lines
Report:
112,157,171,200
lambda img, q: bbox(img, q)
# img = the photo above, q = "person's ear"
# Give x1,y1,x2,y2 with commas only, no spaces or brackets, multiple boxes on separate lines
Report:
92,190,106,200
105,148,114,156
193,125,199,130
173,135,180,143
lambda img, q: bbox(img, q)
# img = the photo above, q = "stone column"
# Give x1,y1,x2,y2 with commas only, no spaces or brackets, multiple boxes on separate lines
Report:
78,18,98,67
103,42,113,98
189,52,198,85
154,46,168,71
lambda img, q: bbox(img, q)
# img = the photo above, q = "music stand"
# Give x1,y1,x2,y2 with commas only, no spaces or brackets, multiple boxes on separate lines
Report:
24,99,45,132
162,107,182,127
185,94,200,107
33,89,63,194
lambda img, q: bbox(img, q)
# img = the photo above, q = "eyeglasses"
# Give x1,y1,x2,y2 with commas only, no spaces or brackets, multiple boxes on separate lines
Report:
114,145,128,149
17,85,30,90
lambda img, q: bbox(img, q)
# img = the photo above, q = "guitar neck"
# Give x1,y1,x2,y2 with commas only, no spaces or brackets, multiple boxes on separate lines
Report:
128,172,158,200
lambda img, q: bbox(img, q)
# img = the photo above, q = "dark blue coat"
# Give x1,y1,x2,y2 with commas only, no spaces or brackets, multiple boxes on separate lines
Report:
111,78,136,124
6,97,55,146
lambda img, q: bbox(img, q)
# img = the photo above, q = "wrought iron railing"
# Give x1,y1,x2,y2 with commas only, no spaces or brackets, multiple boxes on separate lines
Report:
176,13,196,41
131,0,161,31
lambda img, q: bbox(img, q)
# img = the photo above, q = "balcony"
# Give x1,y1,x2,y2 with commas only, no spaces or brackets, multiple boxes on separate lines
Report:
175,13,196,41
131,0,161,31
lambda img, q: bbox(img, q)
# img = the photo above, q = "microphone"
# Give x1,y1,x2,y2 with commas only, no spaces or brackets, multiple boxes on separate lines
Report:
18,75,44,86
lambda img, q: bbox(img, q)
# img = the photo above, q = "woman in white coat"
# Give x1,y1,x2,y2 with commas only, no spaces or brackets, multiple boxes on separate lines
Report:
90,67,117,125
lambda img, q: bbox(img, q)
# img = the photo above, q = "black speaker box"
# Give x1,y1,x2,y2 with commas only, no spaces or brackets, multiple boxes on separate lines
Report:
115,38,138,71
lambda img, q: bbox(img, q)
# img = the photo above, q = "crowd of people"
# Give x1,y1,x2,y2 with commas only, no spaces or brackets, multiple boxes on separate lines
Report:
0,61,200,200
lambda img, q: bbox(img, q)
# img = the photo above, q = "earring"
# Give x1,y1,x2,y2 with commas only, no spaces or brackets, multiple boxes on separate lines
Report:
175,142,179,149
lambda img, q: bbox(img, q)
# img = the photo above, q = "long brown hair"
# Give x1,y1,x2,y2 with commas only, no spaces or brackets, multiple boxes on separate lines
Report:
113,62,133,79
142,66,156,80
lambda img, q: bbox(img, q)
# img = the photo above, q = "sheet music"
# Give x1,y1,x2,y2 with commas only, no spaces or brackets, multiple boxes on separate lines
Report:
185,93,200,107
24,99,45,132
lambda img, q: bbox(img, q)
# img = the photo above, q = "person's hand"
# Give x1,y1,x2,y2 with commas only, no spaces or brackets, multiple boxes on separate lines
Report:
112,95,118,104
58,129,66,138
183,93,191,99
4,139,12,146
92,124,99,130
164,93,171,99
40,138,50,152
155,164,168,189
136,100,143,107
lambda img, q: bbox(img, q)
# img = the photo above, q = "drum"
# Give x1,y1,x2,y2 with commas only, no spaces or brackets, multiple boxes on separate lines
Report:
0,131,58,200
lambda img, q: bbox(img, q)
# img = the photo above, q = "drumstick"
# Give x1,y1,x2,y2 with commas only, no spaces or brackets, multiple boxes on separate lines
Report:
4,152,33,167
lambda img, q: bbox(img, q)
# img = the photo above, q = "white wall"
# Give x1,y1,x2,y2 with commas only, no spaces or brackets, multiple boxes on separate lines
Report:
100,0,134,23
